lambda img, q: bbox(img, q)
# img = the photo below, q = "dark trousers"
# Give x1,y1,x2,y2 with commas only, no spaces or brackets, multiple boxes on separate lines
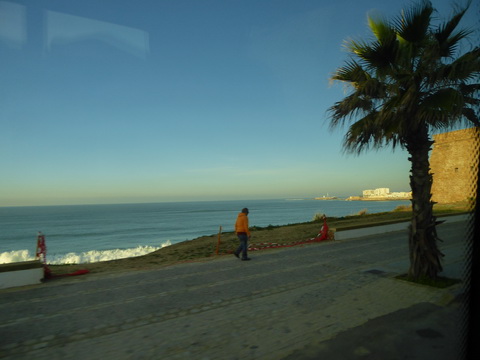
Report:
236,233,249,259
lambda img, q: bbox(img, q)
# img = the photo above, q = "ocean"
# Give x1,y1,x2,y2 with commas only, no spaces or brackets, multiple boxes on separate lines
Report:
0,198,410,265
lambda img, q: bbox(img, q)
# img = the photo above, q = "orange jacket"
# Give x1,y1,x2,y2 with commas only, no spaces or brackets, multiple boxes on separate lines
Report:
235,212,250,236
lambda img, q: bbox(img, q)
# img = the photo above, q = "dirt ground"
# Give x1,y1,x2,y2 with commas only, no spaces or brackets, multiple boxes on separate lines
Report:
49,202,471,277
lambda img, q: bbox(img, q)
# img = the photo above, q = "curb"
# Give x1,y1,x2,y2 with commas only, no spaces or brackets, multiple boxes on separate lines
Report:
335,214,469,241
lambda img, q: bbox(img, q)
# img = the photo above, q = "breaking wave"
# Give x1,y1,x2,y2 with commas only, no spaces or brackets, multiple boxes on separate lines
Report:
0,241,171,265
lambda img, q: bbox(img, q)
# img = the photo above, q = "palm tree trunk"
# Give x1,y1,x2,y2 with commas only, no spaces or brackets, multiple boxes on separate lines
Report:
406,128,444,280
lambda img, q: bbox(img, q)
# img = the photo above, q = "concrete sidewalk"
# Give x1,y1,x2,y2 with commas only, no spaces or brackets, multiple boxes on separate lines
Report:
0,217,470,359
284,298,465,360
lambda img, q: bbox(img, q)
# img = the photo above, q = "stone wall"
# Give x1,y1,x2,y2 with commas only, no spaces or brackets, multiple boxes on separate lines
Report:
430,127,479,204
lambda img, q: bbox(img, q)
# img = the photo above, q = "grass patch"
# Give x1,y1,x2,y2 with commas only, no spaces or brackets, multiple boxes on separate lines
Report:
393,204,412,212
252,224,281,231
396,274,461,288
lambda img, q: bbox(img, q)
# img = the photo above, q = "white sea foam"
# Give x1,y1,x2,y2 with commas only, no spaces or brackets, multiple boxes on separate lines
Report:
0,249,35,264
0,241,171,265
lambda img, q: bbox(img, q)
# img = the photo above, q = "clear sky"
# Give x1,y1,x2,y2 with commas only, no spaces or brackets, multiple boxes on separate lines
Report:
1,0,478,206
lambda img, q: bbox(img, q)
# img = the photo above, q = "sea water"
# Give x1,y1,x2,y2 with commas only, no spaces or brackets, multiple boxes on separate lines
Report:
0,199,410,264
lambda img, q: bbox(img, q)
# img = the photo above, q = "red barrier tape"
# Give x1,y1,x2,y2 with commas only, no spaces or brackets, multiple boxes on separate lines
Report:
248,217,333,251
50,269,90,278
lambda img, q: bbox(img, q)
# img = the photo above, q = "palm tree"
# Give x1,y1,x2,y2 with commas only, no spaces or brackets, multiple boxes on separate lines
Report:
328,0,479,280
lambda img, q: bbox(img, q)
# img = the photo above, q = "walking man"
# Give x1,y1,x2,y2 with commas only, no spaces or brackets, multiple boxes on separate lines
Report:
234,207,251,261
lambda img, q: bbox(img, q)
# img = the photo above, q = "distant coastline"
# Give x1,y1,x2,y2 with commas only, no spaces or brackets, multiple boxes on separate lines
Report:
346,196,411,201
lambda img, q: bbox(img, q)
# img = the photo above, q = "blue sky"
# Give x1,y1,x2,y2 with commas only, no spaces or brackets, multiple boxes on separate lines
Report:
1,0,478,206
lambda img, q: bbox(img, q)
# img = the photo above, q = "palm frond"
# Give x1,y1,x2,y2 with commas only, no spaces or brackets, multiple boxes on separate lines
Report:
444,48,480,81
462,108,480,126
356,77,387,98
434,0,471,45
328,94,374,129
418,86,479,129
368,14,394,43
353,38,399,73
438,29,474,58
459,83,480,94
331,59,369,84
343,113,402,154
459,83,480,106
393,0,433,44
424,47,480,85
343,115,378,154
348,39,373,60
420,88,465,122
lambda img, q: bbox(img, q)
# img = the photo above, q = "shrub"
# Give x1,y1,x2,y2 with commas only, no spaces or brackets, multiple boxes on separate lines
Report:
356,209,368,216
393,205,412,212
312,213,325,222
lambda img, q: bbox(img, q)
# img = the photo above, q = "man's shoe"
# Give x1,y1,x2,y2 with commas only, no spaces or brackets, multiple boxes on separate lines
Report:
233,252,240,259
241,257,251,261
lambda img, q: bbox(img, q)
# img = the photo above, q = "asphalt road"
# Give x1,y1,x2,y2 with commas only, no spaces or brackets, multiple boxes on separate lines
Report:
0,217,470,359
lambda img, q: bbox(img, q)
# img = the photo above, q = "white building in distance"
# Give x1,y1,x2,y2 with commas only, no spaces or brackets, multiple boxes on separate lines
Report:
363,188,411,199
363,188,390,197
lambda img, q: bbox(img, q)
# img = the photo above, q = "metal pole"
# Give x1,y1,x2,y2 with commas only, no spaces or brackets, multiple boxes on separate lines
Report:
216,226,222,255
